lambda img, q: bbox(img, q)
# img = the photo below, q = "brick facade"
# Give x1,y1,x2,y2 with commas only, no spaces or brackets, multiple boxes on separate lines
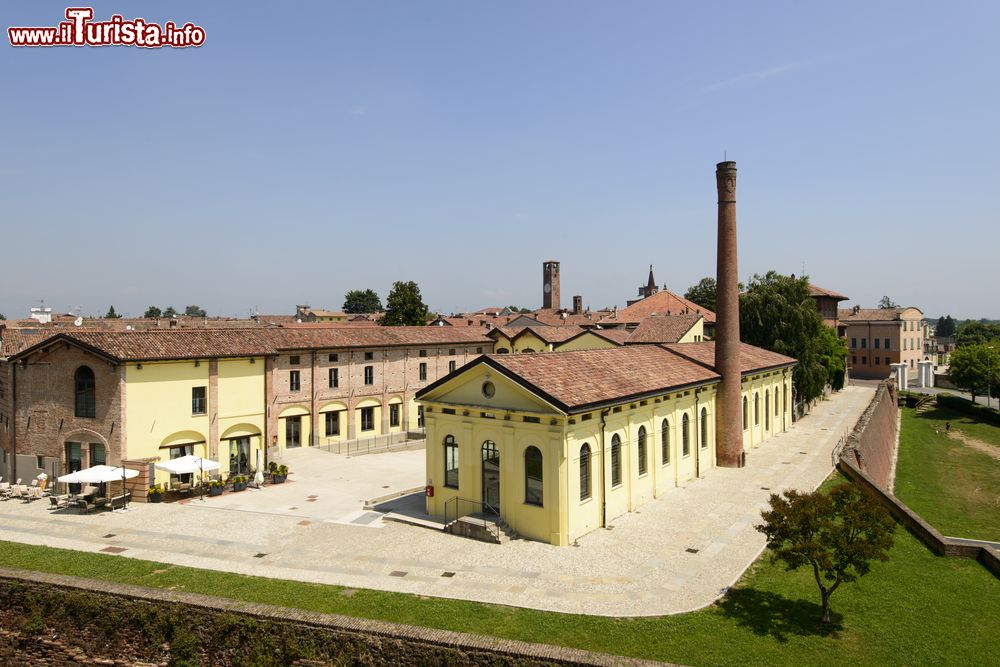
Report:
3,344,124,483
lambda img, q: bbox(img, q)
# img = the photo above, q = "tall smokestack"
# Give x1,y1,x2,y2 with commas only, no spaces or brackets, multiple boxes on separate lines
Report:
715,161,744,467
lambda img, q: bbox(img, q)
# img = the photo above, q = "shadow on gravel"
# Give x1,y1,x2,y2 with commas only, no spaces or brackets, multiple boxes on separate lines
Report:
717,588,843,642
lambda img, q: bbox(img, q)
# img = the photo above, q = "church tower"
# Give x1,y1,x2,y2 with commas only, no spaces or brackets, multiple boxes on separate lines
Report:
543,260,560,310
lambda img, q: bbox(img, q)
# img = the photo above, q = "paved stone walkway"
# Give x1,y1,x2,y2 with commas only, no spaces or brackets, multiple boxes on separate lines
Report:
0,386,874,617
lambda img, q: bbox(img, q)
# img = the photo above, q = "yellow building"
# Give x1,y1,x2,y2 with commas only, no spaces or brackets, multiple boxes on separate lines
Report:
416,343,794,546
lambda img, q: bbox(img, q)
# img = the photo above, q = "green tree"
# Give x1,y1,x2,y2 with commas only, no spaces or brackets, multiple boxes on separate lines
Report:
818,325,848,391
105,305,121,319
935,315,956,338
955,321,1000,347
684,277,717,312
184,305,207,317
756,484,895,624
740,271,842,403
878,296,900,309
948,344,1000,401
163,306,178,318
0,312,5,320
343,289,382,314
381,281,430,326
144,306,162,318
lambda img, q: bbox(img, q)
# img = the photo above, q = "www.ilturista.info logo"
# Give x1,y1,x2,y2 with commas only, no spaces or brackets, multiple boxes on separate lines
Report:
8,7,205,48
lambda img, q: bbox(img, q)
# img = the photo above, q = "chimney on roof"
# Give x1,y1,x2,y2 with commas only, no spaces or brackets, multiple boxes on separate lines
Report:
715,160,744,468
853,305,860,315
572,295,583,315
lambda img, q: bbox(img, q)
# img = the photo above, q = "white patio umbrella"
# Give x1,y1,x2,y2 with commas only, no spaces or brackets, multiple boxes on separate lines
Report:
57,465,139,509
155,455,220,500
254,450,264,489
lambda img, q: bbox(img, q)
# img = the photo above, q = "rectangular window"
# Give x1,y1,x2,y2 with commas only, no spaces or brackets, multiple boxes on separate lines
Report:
289,355,300,365
360,406,375,431
325,411,340,436
389,403,400,428
861,339,867,349
419,349,427,358
449,360,457,373
364,366,374,385
875,356,881,365
364,351,374,361
36,455,44,470
419,362,427,381
851,338,856,348
417,406,425,428
449,348,456,356
885,356,891,366
885,338,891,349
328,353,338,363
874,338,880,349
862,356,867,365
852,355,857,364
191,386,207,414
329,368,339,388
477,347,483,354
289,370,301,392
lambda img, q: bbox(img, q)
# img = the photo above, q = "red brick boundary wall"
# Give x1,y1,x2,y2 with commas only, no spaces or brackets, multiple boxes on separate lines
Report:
835,381,1000,579
837,458,1000,579
842,380,898,489
0,568,676,666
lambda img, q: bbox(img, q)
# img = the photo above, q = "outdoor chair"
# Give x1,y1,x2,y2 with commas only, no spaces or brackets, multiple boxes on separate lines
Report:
49,494,70,510
76,498,97,514
109,492,131,510
22,486,43,502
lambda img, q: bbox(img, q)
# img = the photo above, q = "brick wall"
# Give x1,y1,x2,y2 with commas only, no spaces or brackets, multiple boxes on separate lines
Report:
11,344,124,479
0,569,671,667
843,379,898,489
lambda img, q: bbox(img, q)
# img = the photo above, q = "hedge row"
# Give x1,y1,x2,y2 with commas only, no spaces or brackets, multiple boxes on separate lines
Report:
935,393,1000,426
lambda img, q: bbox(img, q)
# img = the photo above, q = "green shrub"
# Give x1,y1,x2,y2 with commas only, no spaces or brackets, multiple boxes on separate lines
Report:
936,394,1000,426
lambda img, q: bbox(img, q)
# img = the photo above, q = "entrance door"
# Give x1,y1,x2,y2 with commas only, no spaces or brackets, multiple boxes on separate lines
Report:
286,416,302,448
66,442,82,494
481,440,500,514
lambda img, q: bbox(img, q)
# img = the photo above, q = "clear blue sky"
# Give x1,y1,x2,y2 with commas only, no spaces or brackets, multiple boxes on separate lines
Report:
2,1,997,320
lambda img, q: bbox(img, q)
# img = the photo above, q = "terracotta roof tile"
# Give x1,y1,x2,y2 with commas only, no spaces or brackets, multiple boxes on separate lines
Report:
600,290,716,324
625,314,703,344
659,341,797,374
483,346,720,411
808,284,849,301
1,328,57,357
490,326,585,345
587,329,631,345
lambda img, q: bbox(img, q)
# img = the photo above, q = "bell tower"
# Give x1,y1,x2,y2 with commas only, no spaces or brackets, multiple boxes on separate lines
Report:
542,260,560,310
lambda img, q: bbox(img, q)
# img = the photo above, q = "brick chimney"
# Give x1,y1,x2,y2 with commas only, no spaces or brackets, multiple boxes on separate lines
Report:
714,161,744,467
572,295,583,315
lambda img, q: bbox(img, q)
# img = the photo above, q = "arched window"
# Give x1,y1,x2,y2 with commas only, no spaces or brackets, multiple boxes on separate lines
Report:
754,392,760,426
443,435,459,488
496,347,510,354
74,366,96,418
682,414,690,456
610,434,622,487
742,396,748,430
521,348,535,354
700,407,708,449
765,390,770,430
580,443,591,501
525,446,543,506
637,426,647,475
661,419,670,465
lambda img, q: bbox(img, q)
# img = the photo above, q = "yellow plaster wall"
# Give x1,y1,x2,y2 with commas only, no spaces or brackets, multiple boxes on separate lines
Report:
216,358,265,476
677,319,705,343
511,331,549,354
553,333,620,352
124,360,209,465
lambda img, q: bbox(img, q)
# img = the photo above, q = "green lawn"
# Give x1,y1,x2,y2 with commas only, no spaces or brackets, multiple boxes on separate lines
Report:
0,473,997,666
895,407,1000,541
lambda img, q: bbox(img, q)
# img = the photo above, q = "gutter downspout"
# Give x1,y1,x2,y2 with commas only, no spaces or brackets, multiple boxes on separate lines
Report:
599,408,610,528
694,389,700,478
11,361,17,481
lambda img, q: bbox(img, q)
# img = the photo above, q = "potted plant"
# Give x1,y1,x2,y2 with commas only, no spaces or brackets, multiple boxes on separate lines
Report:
148,484,163,503
268,461,278,474
208,479,225,497
271,465,289,484
231,476,248,492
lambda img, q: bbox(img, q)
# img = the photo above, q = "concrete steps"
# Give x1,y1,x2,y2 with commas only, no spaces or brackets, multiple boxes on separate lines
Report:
915,395,936,415
445,513,519,544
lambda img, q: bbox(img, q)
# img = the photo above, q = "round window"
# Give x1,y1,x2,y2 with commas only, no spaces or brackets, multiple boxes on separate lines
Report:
482,381,496,398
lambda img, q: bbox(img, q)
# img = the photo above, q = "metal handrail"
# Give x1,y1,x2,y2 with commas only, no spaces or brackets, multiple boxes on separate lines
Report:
443,496,501,542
